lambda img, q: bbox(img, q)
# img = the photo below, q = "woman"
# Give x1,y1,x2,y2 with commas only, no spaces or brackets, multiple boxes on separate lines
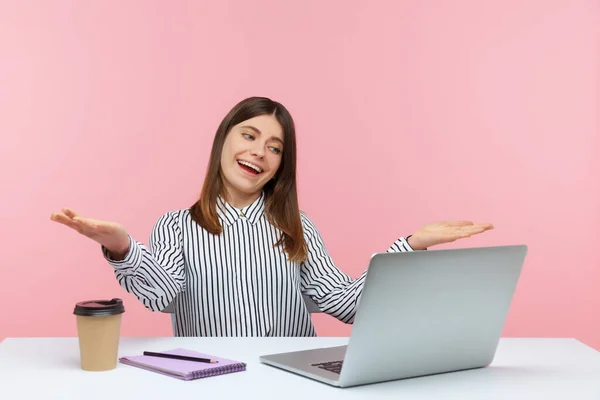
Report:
50,96,493,337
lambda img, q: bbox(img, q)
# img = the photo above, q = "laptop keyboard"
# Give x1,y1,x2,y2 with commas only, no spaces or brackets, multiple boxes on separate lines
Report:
311,360,344,374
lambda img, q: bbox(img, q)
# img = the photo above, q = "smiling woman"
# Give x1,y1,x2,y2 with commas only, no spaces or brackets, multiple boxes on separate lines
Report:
50,96,493,337
191,99,306,263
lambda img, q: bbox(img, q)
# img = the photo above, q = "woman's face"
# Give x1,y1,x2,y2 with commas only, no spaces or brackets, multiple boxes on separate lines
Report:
220,114,284,206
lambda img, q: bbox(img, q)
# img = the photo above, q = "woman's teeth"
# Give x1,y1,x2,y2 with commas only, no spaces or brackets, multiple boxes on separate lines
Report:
238,160,262,174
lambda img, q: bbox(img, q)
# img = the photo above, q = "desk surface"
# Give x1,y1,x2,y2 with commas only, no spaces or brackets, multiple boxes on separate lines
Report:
1,337,599,399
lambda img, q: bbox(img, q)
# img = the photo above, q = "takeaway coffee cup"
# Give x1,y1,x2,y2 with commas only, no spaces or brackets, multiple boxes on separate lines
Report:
73,298,125,371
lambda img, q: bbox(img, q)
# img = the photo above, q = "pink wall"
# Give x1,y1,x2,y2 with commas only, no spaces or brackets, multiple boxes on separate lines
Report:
1,1,598,348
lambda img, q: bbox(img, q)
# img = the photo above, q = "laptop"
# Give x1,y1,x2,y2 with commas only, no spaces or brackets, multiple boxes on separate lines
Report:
259,245,528,388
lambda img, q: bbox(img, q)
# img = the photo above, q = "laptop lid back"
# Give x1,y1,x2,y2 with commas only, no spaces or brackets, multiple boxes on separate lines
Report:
338,245,527,387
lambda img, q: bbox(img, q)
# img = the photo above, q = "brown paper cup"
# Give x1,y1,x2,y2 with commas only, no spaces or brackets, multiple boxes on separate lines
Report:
74,298,125,371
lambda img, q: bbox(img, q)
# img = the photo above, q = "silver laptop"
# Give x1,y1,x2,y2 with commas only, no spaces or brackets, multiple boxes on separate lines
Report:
259,245,528,388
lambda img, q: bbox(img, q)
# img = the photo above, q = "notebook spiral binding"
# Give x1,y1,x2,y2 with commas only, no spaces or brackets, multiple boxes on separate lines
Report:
192,362,247,379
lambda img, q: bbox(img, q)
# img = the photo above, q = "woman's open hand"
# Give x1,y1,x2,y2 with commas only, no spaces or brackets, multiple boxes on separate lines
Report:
50,208,130,259
407,221,494,250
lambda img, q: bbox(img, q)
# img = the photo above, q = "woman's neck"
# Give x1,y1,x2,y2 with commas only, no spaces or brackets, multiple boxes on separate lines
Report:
223,189,261,209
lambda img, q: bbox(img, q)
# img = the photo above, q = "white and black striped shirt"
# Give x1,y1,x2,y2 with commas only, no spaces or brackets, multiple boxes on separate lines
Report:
103,192,414,336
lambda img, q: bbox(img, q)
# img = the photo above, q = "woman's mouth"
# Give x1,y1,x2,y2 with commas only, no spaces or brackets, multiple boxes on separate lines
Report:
237,160,263,176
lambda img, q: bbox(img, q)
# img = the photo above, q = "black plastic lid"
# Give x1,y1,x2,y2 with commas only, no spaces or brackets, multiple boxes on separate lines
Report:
73,298,125,317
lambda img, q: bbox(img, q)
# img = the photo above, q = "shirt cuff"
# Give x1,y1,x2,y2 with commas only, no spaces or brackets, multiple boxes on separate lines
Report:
101,235,142,270
388,236,415,252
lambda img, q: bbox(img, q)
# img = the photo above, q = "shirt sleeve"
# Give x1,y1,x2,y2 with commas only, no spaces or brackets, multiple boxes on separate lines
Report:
101,210,186,312
299,212,414,324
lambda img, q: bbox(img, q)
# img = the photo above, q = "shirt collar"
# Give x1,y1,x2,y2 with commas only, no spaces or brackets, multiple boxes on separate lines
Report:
217,192,265,226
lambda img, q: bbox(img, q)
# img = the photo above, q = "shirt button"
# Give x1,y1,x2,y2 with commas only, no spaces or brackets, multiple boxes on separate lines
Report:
239,212,246,218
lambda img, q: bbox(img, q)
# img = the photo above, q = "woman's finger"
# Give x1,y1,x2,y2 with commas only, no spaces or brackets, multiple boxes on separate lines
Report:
442,221,474,227
459,225,487,233
51,212,75,226
72,216,94,228
51,212,85,233
73,217,103,235
474,223,494,230
456,229,487,239
62,208,81,219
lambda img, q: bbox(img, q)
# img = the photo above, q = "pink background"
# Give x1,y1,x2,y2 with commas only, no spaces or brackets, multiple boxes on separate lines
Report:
1,1,598,349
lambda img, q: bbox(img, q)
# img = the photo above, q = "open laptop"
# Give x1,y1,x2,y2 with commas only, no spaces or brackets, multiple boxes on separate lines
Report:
259,245,528,388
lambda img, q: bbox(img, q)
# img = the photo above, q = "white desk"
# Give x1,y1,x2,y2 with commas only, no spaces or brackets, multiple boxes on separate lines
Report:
0,337,599,399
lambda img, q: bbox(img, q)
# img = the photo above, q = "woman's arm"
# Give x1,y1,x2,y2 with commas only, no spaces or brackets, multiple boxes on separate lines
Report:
299,212,413,324
102,211,186,312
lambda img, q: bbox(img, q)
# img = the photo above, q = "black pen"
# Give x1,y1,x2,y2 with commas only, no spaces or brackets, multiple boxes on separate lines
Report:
143,351,218,364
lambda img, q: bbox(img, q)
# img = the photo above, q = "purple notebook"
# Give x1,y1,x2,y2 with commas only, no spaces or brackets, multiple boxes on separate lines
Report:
119,348,247,381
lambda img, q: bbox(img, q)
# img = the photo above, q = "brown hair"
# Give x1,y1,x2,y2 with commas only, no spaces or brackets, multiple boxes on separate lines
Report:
190,96,307,262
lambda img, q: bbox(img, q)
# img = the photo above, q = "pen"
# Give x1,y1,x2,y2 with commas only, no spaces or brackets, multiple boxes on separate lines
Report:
143,351,218,364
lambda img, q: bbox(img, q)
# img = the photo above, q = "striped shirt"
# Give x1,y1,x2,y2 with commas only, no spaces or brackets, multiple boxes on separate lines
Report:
102,192,414,337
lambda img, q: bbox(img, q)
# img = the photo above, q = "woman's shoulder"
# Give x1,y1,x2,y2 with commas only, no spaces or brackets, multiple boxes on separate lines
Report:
152,208,191,229
299,210,312,225
298,210,320,239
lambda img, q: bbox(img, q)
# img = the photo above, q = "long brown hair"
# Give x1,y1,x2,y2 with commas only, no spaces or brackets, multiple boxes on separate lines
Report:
190,96,307,262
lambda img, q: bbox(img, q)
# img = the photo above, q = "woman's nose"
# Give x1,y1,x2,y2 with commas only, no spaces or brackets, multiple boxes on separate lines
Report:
250,143,265,157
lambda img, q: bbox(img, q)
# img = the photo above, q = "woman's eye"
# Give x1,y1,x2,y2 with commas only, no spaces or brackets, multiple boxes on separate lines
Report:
269,147,282,154
242,133,255,140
